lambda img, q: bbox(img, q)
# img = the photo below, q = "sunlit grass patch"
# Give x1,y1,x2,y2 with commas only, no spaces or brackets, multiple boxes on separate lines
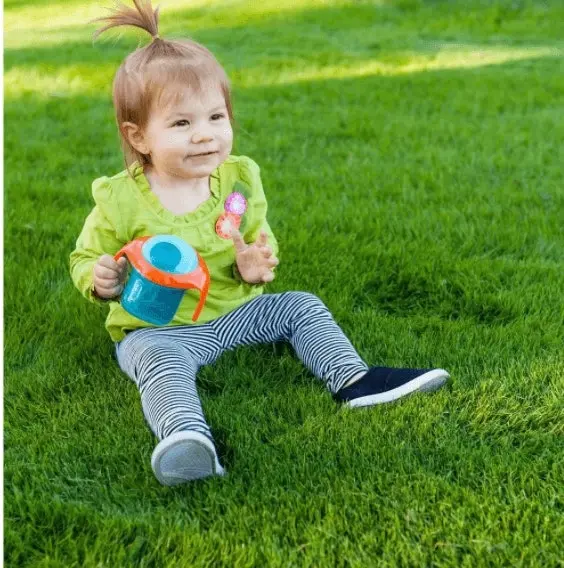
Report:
237,45,561,86
6,44,560,98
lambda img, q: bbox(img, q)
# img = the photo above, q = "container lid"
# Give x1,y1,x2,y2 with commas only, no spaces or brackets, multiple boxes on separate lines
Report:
141,235,198,275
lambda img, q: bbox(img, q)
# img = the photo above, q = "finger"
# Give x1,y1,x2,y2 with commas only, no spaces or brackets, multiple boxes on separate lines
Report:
116,257,129,277
94,264,120,279
261,270,275,283
98,254,120,270
259,246,273,258
266,257,279,268
256,231,268,247
101,283,123,297
95,281,123,296
231,229,247,253
96,275,120,287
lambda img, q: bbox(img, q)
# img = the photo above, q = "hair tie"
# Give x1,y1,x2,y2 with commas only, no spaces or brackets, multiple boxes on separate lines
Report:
152,34,160,41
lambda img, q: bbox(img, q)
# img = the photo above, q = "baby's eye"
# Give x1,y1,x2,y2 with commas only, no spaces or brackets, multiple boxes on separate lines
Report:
211,113,225,120
173,120,190,127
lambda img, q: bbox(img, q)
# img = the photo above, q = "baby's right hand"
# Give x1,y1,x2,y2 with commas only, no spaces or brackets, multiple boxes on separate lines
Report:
93,254,129,299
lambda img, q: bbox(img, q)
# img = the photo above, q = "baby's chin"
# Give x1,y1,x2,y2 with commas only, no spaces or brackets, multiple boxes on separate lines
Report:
178,164,218,180
182,155,225,173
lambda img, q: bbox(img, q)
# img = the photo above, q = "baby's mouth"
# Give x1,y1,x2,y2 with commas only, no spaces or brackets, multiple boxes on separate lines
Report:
188,151,217,158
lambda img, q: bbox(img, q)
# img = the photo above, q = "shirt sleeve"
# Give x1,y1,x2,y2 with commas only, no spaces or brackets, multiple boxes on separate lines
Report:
69,178,126,306
238,156,279,259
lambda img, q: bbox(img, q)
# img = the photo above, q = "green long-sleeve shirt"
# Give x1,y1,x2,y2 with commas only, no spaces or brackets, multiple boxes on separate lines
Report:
69,155,278,342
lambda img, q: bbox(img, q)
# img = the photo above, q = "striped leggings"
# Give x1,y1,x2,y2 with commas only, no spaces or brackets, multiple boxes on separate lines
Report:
115,292,368,443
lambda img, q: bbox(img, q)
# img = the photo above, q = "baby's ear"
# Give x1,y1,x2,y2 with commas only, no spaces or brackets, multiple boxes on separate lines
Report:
121,122,149,154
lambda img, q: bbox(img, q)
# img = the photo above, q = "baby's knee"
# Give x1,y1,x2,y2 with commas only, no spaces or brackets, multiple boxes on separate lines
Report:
283,291,329,318
290,291,325,306
117,333,194,381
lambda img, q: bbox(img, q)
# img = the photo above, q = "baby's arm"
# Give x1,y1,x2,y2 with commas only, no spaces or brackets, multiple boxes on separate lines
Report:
69,205,126,304
232,158,280,283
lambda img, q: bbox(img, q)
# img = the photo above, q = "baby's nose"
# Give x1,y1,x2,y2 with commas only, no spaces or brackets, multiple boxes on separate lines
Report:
191,130,213,143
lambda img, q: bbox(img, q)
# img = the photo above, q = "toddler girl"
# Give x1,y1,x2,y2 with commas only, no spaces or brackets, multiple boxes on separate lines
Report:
70,0,450,486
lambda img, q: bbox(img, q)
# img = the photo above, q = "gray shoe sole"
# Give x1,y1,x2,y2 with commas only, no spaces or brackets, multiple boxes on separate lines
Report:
151,431,225,486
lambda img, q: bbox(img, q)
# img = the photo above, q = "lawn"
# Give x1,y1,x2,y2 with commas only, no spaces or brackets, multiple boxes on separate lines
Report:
4,0,564,565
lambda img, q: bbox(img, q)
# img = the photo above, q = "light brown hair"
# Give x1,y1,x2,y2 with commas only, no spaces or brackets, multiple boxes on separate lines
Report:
91,0,235,176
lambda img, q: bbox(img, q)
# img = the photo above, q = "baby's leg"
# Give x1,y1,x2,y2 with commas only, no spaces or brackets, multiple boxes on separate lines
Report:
212,292,449,406
116,331,210,440
211,291,368,394
115,327,224,484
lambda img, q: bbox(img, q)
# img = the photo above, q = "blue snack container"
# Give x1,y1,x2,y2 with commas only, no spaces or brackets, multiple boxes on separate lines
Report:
114,235,210,325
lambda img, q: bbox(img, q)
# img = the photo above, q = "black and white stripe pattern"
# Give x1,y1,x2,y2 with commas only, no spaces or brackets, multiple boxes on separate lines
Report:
115,292,368,443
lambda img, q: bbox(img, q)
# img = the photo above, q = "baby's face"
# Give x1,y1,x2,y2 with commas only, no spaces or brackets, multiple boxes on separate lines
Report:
143,85,233,180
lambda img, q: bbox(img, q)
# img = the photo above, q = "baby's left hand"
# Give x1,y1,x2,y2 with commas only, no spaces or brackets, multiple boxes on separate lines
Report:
232,229,279,284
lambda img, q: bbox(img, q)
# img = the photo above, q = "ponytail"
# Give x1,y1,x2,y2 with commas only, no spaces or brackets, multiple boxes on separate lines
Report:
91,0,160,42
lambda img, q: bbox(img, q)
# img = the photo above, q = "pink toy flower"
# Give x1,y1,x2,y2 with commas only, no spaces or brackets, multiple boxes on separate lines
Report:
225,192,247,215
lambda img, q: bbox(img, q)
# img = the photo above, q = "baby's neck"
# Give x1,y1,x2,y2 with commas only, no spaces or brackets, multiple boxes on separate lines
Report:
144,167,210,195
143,167,212,216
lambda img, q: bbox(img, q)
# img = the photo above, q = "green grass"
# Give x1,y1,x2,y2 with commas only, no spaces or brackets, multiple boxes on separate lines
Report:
4,0,564,565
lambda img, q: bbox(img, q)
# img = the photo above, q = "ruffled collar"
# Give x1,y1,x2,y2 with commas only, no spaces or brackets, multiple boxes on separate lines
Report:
130,161,222,224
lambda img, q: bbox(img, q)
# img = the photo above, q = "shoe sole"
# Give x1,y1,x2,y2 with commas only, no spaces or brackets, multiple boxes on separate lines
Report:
346,368,450,408
151,431,225,486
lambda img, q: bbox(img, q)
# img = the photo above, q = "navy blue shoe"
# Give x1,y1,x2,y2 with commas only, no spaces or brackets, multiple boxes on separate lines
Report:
334,366,450,408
